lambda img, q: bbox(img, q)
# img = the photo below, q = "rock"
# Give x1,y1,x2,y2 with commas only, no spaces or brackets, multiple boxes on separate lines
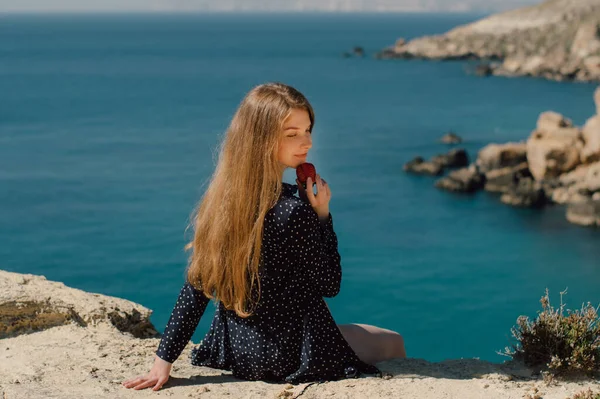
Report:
500,177,547,208
526,112,583,180
559,163,596,186
501,57,523,74
353,46,365,57
484,162,531,193
586,163,600,193
375,47,400,60
557,189,590,205
583,56,600,77
474,63,494,76
549,162,600,204
539,178,561,199
536,111,573,132
0,270,157,339
403,156,443,176
595,86,600,115
571,21,600,59
434,165,485,193
431,148,469,168
582,115,600,163
552,162,600,202
440,132,463,144
477,142,528,173
526,138,582,181
566,198,600,226
552,186,575,204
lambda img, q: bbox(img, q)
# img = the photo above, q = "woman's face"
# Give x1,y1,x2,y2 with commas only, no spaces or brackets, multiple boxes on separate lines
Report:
277,108,312,171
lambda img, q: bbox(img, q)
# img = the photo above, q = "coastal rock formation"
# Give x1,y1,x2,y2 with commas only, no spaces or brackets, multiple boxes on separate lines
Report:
378,0,600,82
526,112,584,181
483,162,531,193
476,142,527,173
553,162,600,204
434,165,485,193
403,156,444,176
0,271,157,339
566,198,600,226
440,132,463,144
431,148,469,168
405,87,600,227
500,178,548,208
4,269,600,398
404,148,470,177
582,115,600,163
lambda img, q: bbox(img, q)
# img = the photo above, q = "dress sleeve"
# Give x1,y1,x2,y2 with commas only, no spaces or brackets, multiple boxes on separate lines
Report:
286,203,342,298
155,280,209,364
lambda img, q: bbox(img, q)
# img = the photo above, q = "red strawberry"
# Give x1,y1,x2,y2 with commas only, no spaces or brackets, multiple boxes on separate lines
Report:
296,163,316,188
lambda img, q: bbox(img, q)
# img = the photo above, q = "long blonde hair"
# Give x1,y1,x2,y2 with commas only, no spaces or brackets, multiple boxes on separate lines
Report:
185,82,315,317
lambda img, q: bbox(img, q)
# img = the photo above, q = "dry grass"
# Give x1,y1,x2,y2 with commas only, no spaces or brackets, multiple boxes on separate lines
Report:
569,387,600,399
500,289,600,377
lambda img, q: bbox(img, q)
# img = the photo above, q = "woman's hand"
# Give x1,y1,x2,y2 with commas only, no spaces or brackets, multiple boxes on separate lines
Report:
296,174,331,220
122,355,172,391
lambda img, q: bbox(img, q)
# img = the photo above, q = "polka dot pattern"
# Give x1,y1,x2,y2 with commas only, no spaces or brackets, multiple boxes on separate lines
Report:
156,182,381,383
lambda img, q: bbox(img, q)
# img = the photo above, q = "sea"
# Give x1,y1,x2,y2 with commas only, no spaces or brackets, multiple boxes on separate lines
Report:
1,12,598,364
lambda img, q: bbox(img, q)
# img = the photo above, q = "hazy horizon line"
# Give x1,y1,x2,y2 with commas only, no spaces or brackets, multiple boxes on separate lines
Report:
0,9,494,15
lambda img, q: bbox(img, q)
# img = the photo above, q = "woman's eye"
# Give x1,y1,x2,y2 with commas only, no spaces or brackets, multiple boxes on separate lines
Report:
287,134,297,137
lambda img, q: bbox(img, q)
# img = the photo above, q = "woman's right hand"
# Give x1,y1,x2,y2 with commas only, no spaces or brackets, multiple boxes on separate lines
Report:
296,174,331,219
122,355,172,391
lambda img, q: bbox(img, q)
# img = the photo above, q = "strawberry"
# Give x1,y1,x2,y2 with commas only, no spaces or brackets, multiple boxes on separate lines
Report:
296,163,316,189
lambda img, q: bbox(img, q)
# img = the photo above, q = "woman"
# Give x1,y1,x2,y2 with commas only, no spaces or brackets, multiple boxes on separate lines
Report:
123,82,406,391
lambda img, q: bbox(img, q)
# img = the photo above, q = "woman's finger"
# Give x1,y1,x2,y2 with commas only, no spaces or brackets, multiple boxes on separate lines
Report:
134,378,157,390
152,377,168,391
305,177,316,203
122,376,143,387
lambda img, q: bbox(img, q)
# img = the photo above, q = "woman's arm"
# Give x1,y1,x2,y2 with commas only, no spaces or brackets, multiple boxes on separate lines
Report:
286,202,341,298
155,281,210,363
123,280,209,391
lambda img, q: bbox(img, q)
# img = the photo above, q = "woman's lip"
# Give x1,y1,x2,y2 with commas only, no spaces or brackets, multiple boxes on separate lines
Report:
295,154,307,157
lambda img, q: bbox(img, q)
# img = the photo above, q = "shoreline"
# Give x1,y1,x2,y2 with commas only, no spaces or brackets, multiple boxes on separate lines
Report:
376,0,600,83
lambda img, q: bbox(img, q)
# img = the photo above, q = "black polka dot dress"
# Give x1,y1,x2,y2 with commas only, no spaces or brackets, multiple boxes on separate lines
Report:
155,182,381,383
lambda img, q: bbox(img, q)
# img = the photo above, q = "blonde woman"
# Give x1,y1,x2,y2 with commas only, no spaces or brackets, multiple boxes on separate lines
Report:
122,82,406,391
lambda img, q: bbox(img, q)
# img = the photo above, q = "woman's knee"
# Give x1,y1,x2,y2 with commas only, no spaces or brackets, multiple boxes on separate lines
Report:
388,333,406,359
361,325,406,361
338,324,380,365
346,324,406,363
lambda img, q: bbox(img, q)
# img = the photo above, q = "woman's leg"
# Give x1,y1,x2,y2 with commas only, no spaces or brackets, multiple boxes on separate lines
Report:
337,323,406,365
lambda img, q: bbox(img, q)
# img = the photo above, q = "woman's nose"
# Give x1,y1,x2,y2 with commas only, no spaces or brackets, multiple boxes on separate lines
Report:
302,135,312,149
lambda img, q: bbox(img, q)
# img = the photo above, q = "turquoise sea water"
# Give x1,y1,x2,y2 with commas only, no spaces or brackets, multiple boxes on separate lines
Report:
1,13,598,363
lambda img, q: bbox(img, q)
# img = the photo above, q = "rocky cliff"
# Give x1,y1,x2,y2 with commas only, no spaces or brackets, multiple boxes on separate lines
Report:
1,270,599,398
379,0,600,82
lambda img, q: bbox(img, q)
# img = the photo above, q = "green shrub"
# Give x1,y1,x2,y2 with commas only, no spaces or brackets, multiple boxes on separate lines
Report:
500,289,600,376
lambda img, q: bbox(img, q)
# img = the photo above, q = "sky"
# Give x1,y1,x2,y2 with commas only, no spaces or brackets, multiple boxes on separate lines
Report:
0,0,544,13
